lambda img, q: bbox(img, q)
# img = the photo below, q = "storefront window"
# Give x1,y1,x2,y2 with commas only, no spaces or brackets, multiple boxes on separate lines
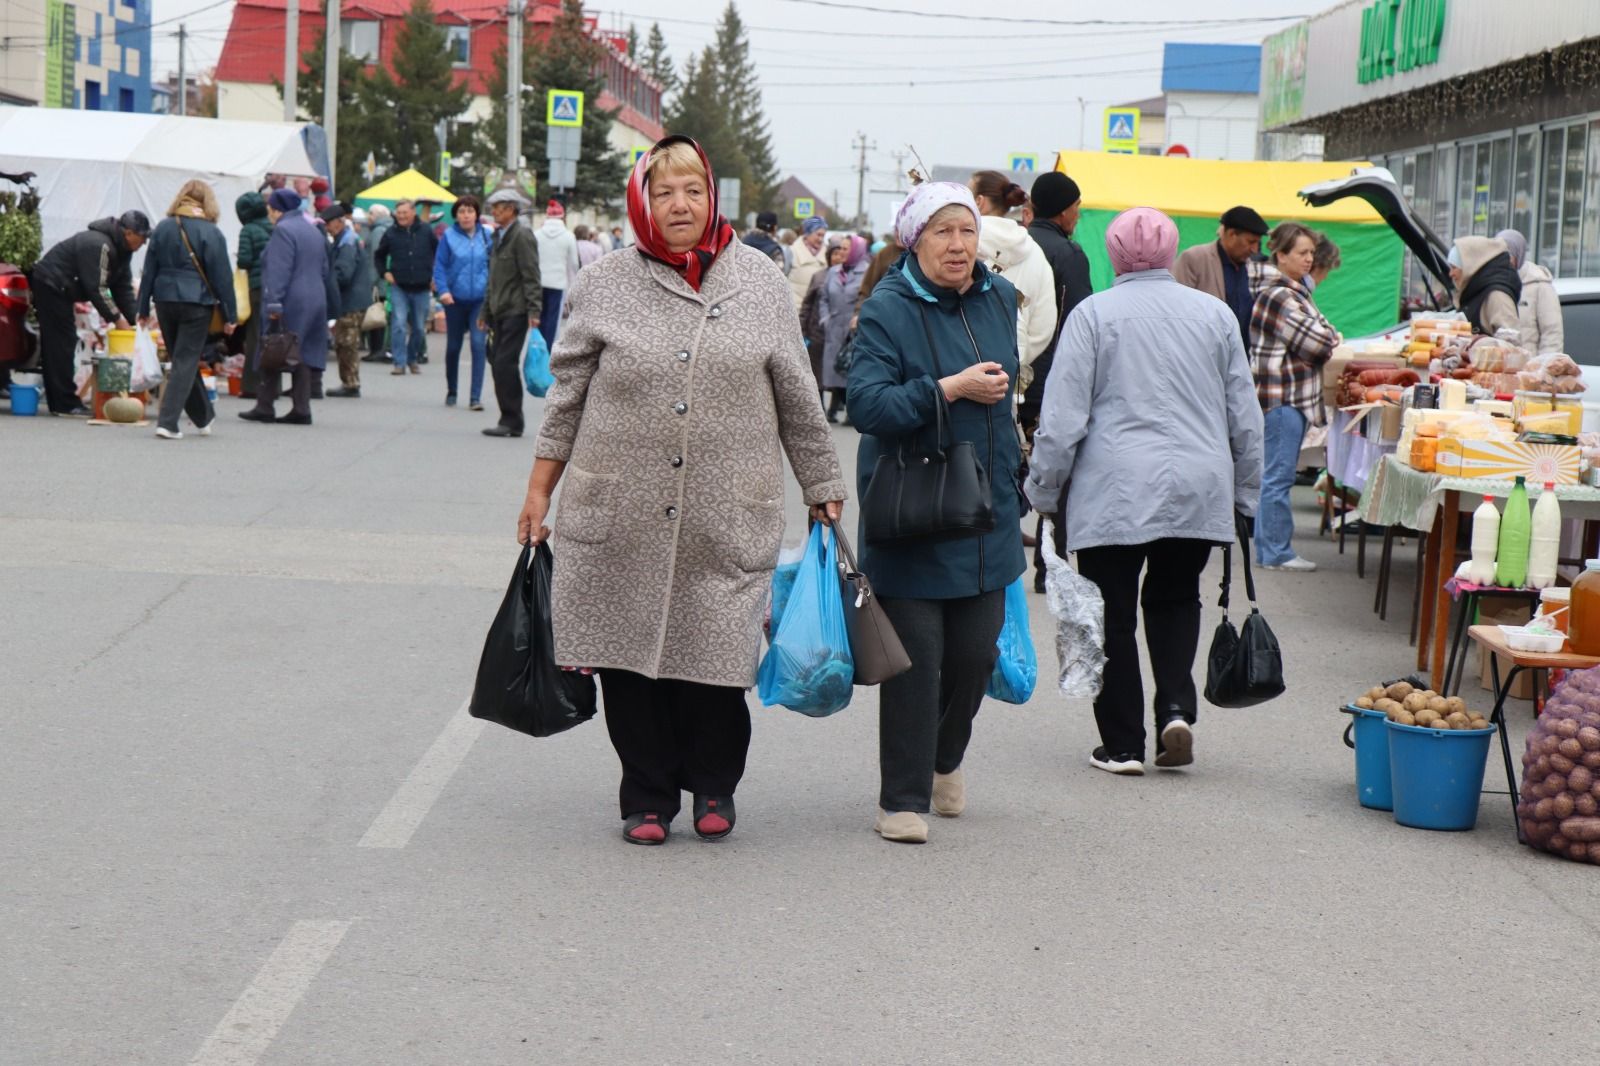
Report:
1456,144,1476,238
1412,150,1434,302
1562,122,1587,276
1513,131,1538,242
1540,128,1565,273
1489,136,1512,235
1474,141,1493,236
1584,119,1600,276
1435,144,1455,244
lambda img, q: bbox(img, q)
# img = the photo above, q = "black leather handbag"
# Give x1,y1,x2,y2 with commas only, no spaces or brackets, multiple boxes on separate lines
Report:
862,386,996,545
1204,528,1286,708
258,315,302,373
831,524,912,685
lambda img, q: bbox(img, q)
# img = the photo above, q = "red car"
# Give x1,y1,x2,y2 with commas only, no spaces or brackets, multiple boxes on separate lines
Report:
0,260,36,375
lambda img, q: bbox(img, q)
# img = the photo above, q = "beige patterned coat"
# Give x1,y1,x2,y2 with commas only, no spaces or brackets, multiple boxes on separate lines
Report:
534,242,849,688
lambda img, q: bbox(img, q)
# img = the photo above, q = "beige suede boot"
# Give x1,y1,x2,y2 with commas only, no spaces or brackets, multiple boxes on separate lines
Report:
931,769,965,817
874,809,929,843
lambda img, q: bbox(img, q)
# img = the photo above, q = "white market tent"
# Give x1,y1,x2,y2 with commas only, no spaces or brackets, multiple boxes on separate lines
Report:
0,105,319,260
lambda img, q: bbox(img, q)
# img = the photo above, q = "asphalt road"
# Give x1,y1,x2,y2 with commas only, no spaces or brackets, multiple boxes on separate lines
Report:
4,339,1598,1064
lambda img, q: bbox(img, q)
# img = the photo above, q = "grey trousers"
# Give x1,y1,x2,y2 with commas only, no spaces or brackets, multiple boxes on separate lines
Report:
155,301,215,434
877,590,1005,813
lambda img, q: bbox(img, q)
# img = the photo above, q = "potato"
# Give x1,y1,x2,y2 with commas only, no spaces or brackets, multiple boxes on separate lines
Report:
1576,793,1598,817
1530,755,1552,780
1445,696,1466,715
1366,685,1387,700
1526,819,1557,844
1543,734,1565,755
1582,751,1600,770
1446,711,1471,729
1551,753,1576,774
1560,816,1600,843
1560,738,1585,760
1426,696,1449,713
1387,682,1415,700
1402,693,1428,713
1396,710,1417,726
1535,797,1555,821
1570,766,1594,794
1554,793,1577,820
1578,726,1600,752
1375,698,1400,713
1354,696,1374,709
1469,717,1489,730
1569,842,1590,862
1546,772,1569,794
1551,834,1570,852
1420,689,1439,701
1556,718,1581,739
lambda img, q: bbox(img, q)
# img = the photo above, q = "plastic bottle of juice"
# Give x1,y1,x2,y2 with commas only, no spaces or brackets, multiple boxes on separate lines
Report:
1526,482,1562,590
1569,561,1600,657
1496,476,1531,588
1469,495,1500,584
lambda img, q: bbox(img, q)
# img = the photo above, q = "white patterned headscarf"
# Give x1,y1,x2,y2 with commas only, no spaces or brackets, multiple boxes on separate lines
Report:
894,182,981,251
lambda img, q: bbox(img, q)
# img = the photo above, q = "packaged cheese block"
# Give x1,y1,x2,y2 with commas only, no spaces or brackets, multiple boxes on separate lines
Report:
1410,437,1439,472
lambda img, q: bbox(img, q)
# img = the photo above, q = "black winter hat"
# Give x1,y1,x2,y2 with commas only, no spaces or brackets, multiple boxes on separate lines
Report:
1030,172,1081,220
1220,205,1269,235
756,210,778,231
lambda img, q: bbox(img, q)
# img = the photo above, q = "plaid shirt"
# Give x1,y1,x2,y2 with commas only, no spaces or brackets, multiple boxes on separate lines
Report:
1249,272,1338,426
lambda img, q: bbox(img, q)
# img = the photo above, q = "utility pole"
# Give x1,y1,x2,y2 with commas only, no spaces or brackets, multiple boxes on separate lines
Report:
890,149,907,192
283,0,298,121
1077,97,1087,152
506,0,523,174
852,131,875,228
324,0,339,191
176,23,187,115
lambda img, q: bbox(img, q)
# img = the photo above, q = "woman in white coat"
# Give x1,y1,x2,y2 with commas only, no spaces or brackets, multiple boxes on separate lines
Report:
970,171,1058,394
1495,229,1564,354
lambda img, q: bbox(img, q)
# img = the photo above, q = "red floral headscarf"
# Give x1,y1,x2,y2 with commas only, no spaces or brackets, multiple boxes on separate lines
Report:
626,135,736,292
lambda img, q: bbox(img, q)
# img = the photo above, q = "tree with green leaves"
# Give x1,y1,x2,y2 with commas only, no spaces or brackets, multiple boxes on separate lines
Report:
288,35,378,195
625,23,639,59
665,47,747,211
642,23,677,98
520,0,629,209
358,0,470,181
713,3,778,214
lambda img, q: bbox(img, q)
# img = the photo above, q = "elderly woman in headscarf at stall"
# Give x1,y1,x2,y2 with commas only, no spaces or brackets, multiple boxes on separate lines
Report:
819,233,869,422
1028,207,1262,778
239,187,331,426
1448,235,1521,338
1494,229,1564,354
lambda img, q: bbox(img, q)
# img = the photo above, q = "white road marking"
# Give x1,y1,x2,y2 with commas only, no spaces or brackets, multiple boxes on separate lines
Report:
357,699,483,849
188,919,352,1066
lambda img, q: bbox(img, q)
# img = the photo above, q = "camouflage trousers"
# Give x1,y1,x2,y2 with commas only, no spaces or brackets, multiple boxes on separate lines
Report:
334,311,365,387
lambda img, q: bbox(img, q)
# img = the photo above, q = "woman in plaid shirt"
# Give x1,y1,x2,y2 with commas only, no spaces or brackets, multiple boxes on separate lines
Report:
1249,222,1339,571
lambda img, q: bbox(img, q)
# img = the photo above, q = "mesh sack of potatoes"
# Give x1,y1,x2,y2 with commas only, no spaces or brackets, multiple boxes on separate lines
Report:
1517,667,1600,864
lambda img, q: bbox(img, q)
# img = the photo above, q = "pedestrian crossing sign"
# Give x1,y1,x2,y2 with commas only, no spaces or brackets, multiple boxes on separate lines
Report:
794,198,815,219
630,146,649,166
1008,154,1037,172
547,89,584,128
1102,107,1140,152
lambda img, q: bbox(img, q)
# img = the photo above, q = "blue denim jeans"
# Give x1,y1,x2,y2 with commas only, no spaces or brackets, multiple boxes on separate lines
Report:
538,287,564,351
389,286,430,368
442,298,486,402
1258,405,1309,566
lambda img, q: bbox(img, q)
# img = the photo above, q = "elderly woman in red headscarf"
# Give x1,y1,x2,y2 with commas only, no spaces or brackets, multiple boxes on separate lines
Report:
1027,207,1263,777
515,135,848,847
819,233,869,421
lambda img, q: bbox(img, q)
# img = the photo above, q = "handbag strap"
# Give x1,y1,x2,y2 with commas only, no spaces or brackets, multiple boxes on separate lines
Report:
175,219,223,305
910,304,956,461
1216,526,1260,612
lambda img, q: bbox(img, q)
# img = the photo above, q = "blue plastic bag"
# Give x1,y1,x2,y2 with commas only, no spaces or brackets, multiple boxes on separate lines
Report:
757,524,855,717
986,577,1038,704
524,329,553,397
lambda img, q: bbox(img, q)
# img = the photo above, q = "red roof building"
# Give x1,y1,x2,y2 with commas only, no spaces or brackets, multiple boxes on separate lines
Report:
214,0,662,141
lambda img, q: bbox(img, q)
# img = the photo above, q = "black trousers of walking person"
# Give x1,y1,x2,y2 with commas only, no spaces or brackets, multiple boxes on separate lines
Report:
31,281,85,413
154,302,215,433
1074,539,1214,759
877,591,1005,813
488,314,528,434
250,360,312,420
598,670,752,822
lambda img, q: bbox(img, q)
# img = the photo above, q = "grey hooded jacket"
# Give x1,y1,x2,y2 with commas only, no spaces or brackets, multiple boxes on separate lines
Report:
1025,267,1264,552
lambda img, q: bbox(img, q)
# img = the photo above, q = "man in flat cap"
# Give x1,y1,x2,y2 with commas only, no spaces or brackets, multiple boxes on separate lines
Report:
1174,204,1269,346
479,187,541,438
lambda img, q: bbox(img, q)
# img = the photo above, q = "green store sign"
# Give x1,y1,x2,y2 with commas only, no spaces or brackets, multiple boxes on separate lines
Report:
1358,0,1446,84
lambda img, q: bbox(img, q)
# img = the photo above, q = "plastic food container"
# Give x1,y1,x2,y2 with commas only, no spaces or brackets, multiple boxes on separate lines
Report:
1539,587,1571,635
1500,624,1565,653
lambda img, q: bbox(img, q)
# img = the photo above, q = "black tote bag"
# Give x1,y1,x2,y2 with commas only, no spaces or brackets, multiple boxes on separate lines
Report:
258,313,302,373
1204,529,1286,708
831,523,912,685
469,542,597,737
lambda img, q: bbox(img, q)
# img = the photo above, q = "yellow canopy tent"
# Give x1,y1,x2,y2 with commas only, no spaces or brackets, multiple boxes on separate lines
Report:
1051,150,1402,336
353,168,458,212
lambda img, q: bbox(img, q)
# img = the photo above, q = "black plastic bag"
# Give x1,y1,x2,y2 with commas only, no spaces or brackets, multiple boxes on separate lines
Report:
1203,532,1285,708
469,542,597,737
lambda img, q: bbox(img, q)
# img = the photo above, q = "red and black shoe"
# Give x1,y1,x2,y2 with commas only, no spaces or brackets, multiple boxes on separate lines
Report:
693,795,736,841
622,812,669,846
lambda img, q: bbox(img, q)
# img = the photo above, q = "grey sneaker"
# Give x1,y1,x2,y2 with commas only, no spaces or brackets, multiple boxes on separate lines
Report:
1091,747,1144,775
1262,556,1316,572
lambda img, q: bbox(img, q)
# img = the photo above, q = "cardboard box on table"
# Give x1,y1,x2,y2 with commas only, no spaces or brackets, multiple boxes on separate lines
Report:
1433,439,1580,485
1478,594,1538,699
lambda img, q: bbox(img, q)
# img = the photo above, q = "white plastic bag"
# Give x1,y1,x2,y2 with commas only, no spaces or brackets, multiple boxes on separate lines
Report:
130,327,163,392
1040,520,1106,699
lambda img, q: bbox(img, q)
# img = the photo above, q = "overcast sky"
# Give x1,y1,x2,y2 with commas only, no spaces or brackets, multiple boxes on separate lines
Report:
152,0,1311,211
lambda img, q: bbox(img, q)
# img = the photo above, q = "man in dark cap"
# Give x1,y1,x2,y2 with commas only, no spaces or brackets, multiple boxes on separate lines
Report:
741,210,787,273
1023,171,1095,590
321,202,375,398
1173,204,1269,345
31,209,150,415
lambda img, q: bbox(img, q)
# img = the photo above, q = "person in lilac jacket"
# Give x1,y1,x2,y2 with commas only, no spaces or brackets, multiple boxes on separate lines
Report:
431,194,493,409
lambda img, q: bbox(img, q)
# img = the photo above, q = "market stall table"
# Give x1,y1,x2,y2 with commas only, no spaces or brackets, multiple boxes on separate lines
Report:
1467,624,1600,842
1362,455,1600,685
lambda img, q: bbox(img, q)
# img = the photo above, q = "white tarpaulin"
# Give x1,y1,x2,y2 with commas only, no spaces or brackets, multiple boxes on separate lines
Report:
0,105,317,263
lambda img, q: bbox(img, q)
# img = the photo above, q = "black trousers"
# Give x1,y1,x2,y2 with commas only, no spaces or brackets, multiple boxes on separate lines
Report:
251,362,311,419
32,282,82,412
1075,538,1213,759
154,302,215,433
598,670,751,821
488,314,528,433
877,591,1005,812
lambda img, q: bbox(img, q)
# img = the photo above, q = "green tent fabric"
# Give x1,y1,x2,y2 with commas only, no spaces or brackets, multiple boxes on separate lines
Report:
1072,210,1404,339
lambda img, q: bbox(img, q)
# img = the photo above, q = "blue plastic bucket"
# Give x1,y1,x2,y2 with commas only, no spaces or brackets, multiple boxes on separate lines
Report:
1386,719,1496,831
1346,706,1394,811
9,383,39,416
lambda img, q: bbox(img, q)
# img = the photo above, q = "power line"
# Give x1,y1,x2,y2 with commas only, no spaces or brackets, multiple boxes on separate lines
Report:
772,0,1307,28
600,8,1296,41
0,0,234,47
761,56,1258,89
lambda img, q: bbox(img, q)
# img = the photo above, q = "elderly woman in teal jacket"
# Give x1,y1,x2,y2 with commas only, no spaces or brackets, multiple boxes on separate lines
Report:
847,180,1026,845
